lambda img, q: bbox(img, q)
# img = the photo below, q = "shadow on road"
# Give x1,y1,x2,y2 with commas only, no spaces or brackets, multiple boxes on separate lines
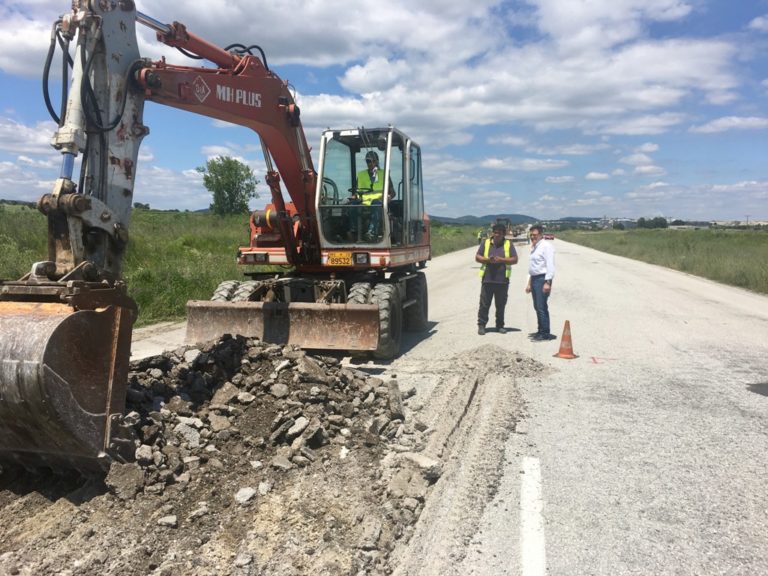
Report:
746,383,768,397
400,321,439,354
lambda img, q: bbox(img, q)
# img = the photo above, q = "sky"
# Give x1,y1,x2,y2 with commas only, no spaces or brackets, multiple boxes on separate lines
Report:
0,0,766,222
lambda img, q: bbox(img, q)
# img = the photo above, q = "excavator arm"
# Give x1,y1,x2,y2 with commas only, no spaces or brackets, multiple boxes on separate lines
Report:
134,12,319,264
0,1,321,471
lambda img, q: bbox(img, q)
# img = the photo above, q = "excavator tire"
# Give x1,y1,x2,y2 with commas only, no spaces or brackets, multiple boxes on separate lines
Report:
211,280,240,302
370,283,402,360
347,282,373,305
231,281,264,302
404,272,429,332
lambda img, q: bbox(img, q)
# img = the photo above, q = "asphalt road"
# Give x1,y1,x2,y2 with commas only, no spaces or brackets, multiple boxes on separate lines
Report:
409,241,768,576
131,240,768,575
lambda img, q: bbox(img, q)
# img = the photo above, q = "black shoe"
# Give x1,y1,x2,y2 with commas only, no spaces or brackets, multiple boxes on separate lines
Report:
497,327,508,334
478,326,486,335
532,332,556,341
528,331,541,338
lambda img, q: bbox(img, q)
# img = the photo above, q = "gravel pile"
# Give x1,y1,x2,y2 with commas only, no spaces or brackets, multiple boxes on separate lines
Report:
0,335,438,576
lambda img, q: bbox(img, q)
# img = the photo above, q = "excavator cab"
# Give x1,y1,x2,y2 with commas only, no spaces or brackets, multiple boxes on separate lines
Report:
316,127,426,249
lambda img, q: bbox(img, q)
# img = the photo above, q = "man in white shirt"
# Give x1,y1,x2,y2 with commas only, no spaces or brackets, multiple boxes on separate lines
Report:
525,224,556,340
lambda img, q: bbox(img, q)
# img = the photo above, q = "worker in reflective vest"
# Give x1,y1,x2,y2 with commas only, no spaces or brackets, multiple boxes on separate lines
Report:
356,151,392,240
358,151,386,205
475,223,518,335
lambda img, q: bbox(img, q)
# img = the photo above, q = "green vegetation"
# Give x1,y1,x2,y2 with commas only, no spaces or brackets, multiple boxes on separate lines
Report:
558,229,768,295
430,220,478,255
0,208,478,327
123,211,253,325
198,156,258,215
0,204,47,280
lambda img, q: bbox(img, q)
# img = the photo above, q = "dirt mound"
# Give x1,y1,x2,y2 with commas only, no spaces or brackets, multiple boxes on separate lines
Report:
0,336,436,576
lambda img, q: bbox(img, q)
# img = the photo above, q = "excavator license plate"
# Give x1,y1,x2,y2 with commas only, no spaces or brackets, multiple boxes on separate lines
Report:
327,252,353,266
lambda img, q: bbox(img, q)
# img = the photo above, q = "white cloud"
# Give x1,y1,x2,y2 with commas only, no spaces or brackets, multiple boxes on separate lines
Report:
620,153,653,166
689,116,768,134
201,145,238,158
530,0,692,51
340,58,413,93
574,192,614,206
488,135,528,146
709,180,768,194
748,15,768,32
0,117,56,155
627,187,669,200
599,113,686,135
585,172,610,180
482,157,569,171
470,190,511,200
545,176,575,184
527,143,611,156
636,142,659,153
634,165,667,177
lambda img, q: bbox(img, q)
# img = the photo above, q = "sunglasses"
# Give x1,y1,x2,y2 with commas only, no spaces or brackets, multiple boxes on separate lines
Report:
365,159,374,164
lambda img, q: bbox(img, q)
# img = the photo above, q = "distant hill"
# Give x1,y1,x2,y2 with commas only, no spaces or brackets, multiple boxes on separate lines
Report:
429,213,538,226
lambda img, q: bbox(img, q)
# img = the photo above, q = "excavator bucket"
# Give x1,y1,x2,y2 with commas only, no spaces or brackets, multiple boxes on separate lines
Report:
0,301,134,472
186,300,380,351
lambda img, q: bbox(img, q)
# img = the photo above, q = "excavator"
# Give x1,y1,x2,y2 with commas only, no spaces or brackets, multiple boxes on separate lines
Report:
0,2,430,472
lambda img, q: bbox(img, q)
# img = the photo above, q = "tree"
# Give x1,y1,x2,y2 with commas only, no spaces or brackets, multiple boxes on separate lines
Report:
197,156,258,215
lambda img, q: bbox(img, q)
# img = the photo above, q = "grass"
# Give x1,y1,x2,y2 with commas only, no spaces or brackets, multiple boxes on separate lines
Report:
430,220,478,256
557,229,768,295
0,207,478,326
0,204,47,280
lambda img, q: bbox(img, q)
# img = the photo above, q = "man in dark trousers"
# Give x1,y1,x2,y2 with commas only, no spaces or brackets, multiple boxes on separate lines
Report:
526,224,556,340
476,223,519,335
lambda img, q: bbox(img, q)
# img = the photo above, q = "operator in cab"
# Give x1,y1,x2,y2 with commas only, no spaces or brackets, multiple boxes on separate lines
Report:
356,151,393,240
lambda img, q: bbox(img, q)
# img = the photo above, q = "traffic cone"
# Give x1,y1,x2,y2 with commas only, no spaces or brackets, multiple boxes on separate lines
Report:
553,320,578,359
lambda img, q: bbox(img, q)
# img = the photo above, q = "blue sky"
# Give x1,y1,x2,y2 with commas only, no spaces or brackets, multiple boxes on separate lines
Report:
0,0,766,221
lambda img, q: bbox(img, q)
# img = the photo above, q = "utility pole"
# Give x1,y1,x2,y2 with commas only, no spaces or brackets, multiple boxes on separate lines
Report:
746,215,751,226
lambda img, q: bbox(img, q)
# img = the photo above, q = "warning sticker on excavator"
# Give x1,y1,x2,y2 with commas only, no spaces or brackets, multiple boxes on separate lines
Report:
327,252,353,266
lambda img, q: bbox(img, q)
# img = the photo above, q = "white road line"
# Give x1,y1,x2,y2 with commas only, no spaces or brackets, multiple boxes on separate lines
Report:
520,456,547,576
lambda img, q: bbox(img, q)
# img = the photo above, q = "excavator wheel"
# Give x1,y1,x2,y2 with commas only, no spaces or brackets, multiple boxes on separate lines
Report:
211,280,240,302
404,272,429,332
231,281,264,302
370,283,402,360
347,282,373,305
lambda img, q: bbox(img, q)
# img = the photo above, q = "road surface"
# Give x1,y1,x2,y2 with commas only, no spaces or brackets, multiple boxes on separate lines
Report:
132,240,768,575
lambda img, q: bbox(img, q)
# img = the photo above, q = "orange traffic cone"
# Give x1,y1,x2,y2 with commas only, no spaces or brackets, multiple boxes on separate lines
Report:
553,320,578,359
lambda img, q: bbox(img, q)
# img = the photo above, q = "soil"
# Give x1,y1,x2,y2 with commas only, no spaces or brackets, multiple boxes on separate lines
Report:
0,336,546,576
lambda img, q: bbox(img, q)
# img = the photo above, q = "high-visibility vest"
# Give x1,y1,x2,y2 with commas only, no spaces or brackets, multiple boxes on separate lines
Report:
479,238,511,278
358,169,385,205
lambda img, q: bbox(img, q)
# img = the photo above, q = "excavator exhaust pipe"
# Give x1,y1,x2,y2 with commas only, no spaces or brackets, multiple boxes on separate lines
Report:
0,301,134,472
186,300,380,351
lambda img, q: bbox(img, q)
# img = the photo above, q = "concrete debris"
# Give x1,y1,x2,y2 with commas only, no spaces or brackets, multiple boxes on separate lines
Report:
0,334,470,576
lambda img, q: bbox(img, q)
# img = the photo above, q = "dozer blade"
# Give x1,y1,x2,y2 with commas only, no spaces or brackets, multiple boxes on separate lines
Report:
0,301,133,472
186,300,380,351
